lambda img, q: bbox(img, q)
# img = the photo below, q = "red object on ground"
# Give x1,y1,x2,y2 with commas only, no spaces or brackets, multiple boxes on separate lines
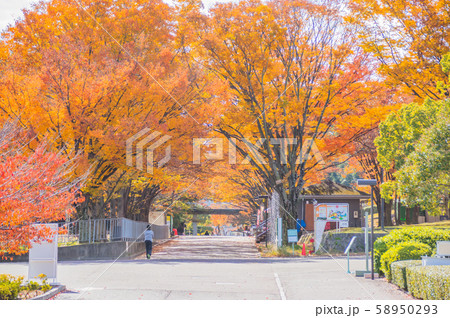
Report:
302,243,306,256
173,228,178,235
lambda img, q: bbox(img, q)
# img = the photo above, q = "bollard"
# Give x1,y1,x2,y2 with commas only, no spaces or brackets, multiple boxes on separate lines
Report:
345,236,357,274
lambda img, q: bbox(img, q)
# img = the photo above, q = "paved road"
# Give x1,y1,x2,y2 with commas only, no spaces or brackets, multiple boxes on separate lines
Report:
137,236,261,259
0,236,410,300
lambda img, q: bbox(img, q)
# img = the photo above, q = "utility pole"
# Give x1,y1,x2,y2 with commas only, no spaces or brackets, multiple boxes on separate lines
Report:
357,179,377,280
371,185,375,280
265,197,268,248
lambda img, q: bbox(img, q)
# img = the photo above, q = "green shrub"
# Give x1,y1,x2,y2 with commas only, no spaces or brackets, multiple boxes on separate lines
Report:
406,266,450,300
37,274,51,292
0,274,24,300
380,241,432,281
374,227,450,274
25,281,40,291
0,273,53,300
390,260,422,290
41,283,52,293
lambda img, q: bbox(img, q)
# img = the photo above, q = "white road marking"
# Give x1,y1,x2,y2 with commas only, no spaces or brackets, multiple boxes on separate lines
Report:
79,287,104,291
215,282,236,285
274,273,286,300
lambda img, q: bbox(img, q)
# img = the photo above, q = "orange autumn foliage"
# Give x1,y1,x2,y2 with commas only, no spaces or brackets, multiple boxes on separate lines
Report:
0,124,83,257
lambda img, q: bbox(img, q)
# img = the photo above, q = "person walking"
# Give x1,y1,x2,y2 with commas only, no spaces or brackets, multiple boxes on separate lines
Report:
296,218,301,238
144,225,154,259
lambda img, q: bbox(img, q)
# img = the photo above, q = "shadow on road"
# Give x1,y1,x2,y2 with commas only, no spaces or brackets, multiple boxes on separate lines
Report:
56,255,363,266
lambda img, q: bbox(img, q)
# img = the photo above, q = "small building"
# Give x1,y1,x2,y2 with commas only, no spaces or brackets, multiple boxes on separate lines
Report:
299,180,370,231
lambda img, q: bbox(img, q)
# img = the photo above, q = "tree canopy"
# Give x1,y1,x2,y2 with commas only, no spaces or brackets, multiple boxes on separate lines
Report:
376,54,450,217
1,0,449,249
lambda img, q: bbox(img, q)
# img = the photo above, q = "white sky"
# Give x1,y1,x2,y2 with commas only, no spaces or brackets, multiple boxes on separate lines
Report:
0,0,36,31
0,0,235,33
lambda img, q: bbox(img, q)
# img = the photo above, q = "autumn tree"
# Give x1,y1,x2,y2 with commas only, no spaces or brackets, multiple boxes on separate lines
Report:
210,215,229,227
348,0,450,101
0,0,218,220
177,0,391,236
344,0,450,224
0,122,84,257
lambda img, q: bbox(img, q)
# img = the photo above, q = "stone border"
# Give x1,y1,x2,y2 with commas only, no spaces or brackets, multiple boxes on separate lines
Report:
318,232,388,253
31,285,66,300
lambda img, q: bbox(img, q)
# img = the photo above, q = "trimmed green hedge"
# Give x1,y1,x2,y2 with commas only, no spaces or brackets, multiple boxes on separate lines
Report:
381,242,432,281
390,260,422,290
406,266,450,300
374,227,450,274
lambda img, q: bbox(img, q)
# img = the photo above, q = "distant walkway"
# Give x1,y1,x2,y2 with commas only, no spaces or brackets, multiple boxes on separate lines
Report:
136,236,260,260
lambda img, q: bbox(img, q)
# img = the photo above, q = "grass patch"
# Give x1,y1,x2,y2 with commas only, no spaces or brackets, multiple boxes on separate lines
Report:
338,220,450,234
58,241,79,247
338,228,389,234
258,243,313,257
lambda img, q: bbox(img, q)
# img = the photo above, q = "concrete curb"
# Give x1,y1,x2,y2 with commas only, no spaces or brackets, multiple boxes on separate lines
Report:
31,285,66,300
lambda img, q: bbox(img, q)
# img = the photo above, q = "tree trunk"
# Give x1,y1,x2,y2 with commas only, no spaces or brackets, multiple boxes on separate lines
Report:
444,192,449,219
385,200,393,226
405,206,411,225
412,206,420,224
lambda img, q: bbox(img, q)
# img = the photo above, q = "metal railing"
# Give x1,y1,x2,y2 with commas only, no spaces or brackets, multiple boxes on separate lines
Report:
298,232,313,245
255,219,268,242
58,218,150,245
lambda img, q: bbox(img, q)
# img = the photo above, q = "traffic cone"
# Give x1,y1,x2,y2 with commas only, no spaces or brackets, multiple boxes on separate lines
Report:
302,243,306,256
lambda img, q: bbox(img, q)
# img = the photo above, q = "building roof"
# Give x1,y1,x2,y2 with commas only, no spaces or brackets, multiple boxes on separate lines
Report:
302,180,370,198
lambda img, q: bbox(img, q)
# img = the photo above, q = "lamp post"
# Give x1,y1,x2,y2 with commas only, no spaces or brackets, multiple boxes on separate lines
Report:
357,179,377,280
381,168,385,231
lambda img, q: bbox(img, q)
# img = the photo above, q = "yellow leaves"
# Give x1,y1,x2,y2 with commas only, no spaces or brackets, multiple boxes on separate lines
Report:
211,214,229,226
0,0,209,205
348,0,449,101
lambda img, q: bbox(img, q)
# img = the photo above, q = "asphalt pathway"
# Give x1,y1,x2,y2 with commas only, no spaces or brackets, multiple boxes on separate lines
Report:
136,236,261,259
0,236,410,300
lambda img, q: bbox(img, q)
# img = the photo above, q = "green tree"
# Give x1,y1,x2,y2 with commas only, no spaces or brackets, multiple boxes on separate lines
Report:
395,105,450,216
376,54,450,217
